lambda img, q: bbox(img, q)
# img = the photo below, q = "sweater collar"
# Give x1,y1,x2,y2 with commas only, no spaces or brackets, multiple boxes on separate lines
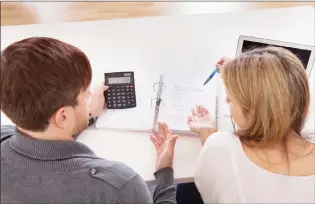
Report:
9,128,96,161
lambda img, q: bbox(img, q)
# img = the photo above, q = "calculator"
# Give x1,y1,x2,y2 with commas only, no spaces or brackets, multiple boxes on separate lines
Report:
104,72,136,109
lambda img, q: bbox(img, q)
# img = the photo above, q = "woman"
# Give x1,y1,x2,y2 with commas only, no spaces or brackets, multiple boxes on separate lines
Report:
153,46,315,203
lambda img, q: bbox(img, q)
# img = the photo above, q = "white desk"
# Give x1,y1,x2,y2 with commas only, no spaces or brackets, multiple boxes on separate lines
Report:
1,6,314,182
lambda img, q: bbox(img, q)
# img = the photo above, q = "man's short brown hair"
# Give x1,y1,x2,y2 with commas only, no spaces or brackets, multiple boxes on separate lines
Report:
1,37,92,131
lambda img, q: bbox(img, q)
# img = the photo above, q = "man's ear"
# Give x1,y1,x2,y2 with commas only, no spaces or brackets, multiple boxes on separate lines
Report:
52,106,69,129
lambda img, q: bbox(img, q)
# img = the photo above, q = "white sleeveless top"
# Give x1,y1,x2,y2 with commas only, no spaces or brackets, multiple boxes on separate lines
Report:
194,132,315,203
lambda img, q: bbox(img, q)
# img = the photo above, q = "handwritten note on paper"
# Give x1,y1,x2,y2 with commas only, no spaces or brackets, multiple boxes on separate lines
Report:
171,85,204,130
160,80,212,132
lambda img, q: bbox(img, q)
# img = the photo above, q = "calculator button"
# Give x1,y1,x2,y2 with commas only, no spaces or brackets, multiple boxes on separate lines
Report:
127,96,130,99
126,92,130,95
108,97,112,100
113,97,116,100
117,100,121,103
121,89,125,92
117,93,120,96
112,93,116,96
121,96,125,99
131,99,135,102
108,93,111,96
113,104,117,108
122,104,126,107
117,96,121,99
108,104,112,108
117,89,121,92
131,103,136,106
131,96,135,99
118,104,122,107
121,92,125,96
122,100,126,103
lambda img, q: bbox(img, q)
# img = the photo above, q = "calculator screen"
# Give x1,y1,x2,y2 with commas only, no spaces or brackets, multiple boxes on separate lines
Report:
108,77,131,84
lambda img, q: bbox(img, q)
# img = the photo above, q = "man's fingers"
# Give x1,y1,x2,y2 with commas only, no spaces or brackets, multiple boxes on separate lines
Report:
104,85,109,91
151,128,162,144
96,83,109,95
162,122,172,139
168,135,178,150
158,122,167,141
150,135,160,150
100,84,109,93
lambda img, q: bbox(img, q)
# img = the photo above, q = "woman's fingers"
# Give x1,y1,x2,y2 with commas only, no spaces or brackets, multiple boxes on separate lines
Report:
197,105,203,117
216,57,226,66
187,116,193,125
200,105,209,115
191,108,197,120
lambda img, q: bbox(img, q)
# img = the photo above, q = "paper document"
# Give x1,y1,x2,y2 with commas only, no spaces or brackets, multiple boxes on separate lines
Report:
159,75,216,132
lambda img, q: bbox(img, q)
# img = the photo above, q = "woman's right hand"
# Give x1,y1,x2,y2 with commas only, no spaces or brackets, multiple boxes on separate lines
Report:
187,105,216,145
216,57,230,72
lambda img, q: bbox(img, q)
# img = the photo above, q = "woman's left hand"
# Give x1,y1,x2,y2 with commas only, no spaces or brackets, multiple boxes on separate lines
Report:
187,105,216,145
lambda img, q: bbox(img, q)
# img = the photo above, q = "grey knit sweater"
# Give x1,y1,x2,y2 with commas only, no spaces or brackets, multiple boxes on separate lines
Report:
1,125,176,204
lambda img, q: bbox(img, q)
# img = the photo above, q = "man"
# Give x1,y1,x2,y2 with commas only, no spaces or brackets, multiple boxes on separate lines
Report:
1,37,178,203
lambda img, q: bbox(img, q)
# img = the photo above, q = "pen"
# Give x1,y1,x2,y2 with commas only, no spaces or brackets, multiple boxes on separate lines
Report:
203,67,219,86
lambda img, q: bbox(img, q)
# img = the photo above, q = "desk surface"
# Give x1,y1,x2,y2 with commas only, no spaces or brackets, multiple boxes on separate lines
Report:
1,6,314,182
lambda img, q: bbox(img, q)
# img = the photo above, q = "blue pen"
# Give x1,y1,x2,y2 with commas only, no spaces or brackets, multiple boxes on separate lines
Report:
203,67,219,85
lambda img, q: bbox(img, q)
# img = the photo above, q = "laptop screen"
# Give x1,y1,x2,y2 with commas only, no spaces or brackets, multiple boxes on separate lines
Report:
241,40,312,70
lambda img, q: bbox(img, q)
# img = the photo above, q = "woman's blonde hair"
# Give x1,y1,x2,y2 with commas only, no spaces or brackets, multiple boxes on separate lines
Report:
221,47,310,148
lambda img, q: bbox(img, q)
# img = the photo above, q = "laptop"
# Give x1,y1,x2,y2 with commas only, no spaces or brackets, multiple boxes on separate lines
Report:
236,35,315,77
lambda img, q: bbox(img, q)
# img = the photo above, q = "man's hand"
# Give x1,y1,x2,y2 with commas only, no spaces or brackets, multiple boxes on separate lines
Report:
187,105,216,145
150,122,178,171
89,83,109,118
